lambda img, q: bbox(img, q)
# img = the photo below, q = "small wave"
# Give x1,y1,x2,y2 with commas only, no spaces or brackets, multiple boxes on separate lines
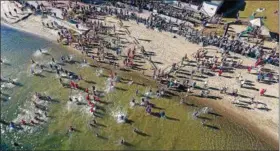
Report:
1,57,9,64
33,49,49,57
1,83,16,89
111,109,127,124
80,63,89,68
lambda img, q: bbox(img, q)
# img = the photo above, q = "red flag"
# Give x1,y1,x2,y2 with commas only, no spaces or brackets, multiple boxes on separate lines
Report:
247,66,252,73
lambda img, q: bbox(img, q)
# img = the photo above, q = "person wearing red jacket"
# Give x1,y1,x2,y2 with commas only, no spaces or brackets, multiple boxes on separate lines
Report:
260,88,266,96
218,69,223,76
247,66,252,73
21,119,26,125
94,95,100,102
86,94,90,101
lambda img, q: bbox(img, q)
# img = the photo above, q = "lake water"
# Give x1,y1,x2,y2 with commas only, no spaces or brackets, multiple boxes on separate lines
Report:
0,24,275,150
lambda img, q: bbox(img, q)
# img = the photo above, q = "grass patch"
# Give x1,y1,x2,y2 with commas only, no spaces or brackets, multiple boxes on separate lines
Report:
238,1,278,33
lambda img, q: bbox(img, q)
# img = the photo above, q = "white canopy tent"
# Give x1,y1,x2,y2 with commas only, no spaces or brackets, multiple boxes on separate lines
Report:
260,26,270,37
250,18,262,27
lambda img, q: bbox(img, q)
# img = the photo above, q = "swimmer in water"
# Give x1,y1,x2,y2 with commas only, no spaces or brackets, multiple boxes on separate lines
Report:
39,49,42,53
31,58,35,64
8,78,15,84
9,122,15,129
68,126,74,133
13,142,21,147
52,57,55,63
21,119,26,125
120,138,125,145
92,119,97,125
130,98,136,107
47,96,52,101
201,119,206,125
49,63,53,69
59,78,63,84
133,128,139,133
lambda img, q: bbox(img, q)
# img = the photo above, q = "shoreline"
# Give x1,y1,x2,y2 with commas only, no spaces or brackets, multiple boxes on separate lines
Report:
1,2,278,150
1,19,57,43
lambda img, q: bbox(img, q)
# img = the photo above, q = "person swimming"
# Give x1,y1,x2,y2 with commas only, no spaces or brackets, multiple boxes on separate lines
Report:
40,64,44,70
61,56,65,62
59,78,63,84
47,96,52,101
8,78,15,84
31,59,35,64
9,122,15,129
49,63,53,69
159,111,166,118
13,142,21,147
68,126,74,133
133,128,139,133
145,105,152,114
140,98,145,106
120,139,125,145
130,99,136,107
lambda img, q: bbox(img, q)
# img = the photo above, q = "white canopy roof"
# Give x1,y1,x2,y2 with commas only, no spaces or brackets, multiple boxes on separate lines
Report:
250,18,262,27
260,26,270,37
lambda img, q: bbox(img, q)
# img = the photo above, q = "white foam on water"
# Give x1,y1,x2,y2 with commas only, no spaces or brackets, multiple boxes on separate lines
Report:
33,49,49,57
60,73,67,78
104,78,115,93
1,126,5,134
96,69,103,76
66,93,94,117
33,50,43,57
1,83,16,89
1,57,9,64
111,108,127,124
66,101,77,112
41,49,49,54
80,63,89,68
10,94,51,133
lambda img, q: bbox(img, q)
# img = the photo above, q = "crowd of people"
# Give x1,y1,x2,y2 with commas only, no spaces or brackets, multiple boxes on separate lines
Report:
2,0,278,148
50,1,279,67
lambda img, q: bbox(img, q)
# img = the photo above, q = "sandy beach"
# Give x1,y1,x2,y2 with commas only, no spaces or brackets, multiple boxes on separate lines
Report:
1,1,278,148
